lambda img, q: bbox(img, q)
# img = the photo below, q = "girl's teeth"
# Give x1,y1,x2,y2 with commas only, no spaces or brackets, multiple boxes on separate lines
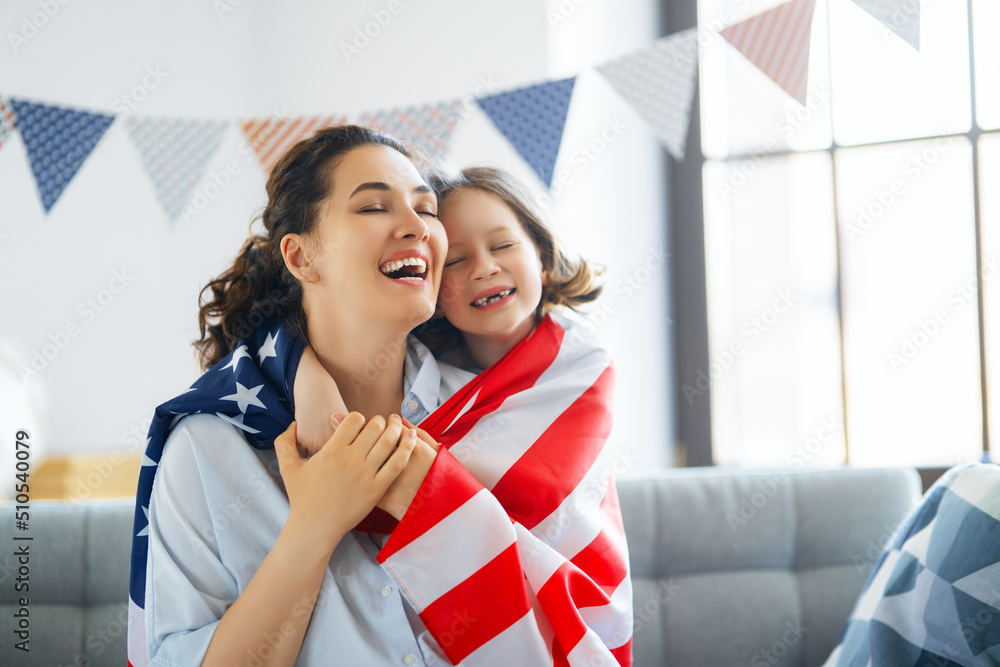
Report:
473,289,513,306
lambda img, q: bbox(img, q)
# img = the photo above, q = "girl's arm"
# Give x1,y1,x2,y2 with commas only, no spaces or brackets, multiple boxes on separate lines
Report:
292,344,349,457
201,415,417,667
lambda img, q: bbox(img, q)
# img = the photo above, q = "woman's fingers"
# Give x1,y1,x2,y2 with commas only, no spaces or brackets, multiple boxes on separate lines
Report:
273,422,301,473
365,415,405,466
374,428,417,487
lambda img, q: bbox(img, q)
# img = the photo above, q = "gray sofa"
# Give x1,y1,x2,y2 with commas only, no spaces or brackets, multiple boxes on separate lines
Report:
0,466,920,666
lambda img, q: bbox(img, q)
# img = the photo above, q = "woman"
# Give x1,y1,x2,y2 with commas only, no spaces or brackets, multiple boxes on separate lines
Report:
128,125,630,667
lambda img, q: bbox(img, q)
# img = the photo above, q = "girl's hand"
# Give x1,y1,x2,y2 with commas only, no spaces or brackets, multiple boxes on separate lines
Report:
293,345,349,457
274,414,417,551
400,416,440,452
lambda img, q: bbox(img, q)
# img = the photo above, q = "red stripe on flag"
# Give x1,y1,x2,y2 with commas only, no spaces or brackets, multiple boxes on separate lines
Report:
536,561,613,658
610,637,633,667
490,364,615,529
377,447,484,562
421,314,564,445
570,529,628,590
419,543,532,664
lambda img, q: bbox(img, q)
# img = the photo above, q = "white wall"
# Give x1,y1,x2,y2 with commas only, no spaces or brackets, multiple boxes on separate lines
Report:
0,0,673,474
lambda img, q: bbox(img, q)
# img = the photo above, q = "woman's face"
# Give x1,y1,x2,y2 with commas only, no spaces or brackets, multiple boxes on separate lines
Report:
301,144,446,330
437,188,546,346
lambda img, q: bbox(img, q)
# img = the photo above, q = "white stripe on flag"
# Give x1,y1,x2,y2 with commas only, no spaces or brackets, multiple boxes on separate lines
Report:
128,596,150,667
578,576,634,649
381,489,516,608
449,345,608,489
462,608,552,666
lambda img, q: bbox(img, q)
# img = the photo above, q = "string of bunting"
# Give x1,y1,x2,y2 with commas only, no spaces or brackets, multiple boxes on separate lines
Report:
1,0,919,220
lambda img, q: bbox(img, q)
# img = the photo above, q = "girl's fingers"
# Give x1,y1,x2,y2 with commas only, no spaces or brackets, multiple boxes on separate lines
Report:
400,416,439,452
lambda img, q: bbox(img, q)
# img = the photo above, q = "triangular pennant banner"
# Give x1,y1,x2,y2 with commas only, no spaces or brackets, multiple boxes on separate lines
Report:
359,101,464,167
720,0,818,105
238,114,346,175
10,98,115,212
0,95,16,151
125,117,229,222
850,0,919,50
596,28,699,161
476,78,576,188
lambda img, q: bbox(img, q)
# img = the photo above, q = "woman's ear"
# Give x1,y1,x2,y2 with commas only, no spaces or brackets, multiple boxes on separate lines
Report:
541,267,549,286
281,233,319,284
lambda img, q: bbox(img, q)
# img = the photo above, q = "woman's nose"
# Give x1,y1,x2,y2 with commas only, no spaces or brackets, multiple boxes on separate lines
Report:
394,208,430,241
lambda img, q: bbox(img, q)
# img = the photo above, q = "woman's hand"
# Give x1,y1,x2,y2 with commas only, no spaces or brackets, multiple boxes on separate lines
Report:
274,414,417,552
293,345,349,457
376,419,439,521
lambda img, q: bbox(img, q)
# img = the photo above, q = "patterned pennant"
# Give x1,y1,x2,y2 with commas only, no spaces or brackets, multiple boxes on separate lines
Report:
125,117,229,222
10,98,115,212
359,101,464,167
0,95,15,151
850,0,920,50
476,78,576,188
720,0,818,105
238,115,346,175
596,28,699,161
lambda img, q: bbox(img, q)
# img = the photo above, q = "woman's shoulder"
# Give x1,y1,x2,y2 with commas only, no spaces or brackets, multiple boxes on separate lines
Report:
159,413,277,476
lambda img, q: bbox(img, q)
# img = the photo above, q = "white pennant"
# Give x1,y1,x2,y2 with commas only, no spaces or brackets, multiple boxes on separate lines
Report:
595,28,700,160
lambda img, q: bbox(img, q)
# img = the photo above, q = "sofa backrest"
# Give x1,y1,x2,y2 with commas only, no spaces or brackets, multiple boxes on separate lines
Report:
0,499,134,666
616,467,922,667
0,468,922,667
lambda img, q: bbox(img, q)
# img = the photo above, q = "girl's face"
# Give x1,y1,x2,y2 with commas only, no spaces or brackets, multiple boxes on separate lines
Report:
438,187,547,346
302,144,446,330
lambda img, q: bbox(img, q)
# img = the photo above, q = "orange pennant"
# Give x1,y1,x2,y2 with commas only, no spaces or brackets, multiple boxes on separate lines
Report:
720,0,818,105
239,114,347,175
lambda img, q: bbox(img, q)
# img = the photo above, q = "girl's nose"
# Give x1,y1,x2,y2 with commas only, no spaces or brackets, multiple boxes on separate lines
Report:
471,255,500,281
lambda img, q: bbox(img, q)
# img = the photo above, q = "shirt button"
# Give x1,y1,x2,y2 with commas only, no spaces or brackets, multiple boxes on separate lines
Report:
407,399,419,411
403,655,416,665
381,585,393,597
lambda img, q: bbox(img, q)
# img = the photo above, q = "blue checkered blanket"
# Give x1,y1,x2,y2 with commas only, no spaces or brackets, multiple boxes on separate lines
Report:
823,462,1000,666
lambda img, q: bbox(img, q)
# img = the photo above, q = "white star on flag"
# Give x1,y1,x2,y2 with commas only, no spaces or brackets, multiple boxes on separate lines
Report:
137,505,149,537
257,331,279,365
221,382,267,413
222,345,251,373
215,411,262,434
141,453,157,468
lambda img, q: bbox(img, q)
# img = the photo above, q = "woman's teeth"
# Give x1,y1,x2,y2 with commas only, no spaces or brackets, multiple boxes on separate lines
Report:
472,289,514,307
379,256,427,280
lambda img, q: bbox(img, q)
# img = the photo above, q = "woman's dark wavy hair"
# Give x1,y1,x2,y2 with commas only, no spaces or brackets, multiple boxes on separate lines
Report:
415,166,605,356
194,124,411,371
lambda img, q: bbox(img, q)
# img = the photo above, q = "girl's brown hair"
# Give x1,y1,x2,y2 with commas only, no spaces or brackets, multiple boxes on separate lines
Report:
416,166,604,355
194,125,411,371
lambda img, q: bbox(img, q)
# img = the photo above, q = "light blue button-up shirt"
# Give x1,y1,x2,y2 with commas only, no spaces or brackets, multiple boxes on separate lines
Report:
145,336,475,666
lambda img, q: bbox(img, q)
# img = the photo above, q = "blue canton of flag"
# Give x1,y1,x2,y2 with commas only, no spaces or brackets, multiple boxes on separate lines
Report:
128,322,304,615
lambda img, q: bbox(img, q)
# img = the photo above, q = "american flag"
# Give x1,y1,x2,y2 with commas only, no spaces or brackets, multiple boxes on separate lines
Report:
128,312,632,666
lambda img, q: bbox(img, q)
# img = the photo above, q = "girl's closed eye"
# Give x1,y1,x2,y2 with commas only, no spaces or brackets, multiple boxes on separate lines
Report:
445,256,465,267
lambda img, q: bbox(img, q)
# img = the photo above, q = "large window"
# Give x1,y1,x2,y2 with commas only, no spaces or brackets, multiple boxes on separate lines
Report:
697,0,994,467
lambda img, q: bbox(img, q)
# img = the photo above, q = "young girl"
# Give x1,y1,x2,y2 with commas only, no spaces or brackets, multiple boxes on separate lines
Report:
293,165,634,666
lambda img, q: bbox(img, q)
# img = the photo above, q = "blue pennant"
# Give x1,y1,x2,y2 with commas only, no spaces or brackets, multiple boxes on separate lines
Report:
476,78,576,188
11,98,115,212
